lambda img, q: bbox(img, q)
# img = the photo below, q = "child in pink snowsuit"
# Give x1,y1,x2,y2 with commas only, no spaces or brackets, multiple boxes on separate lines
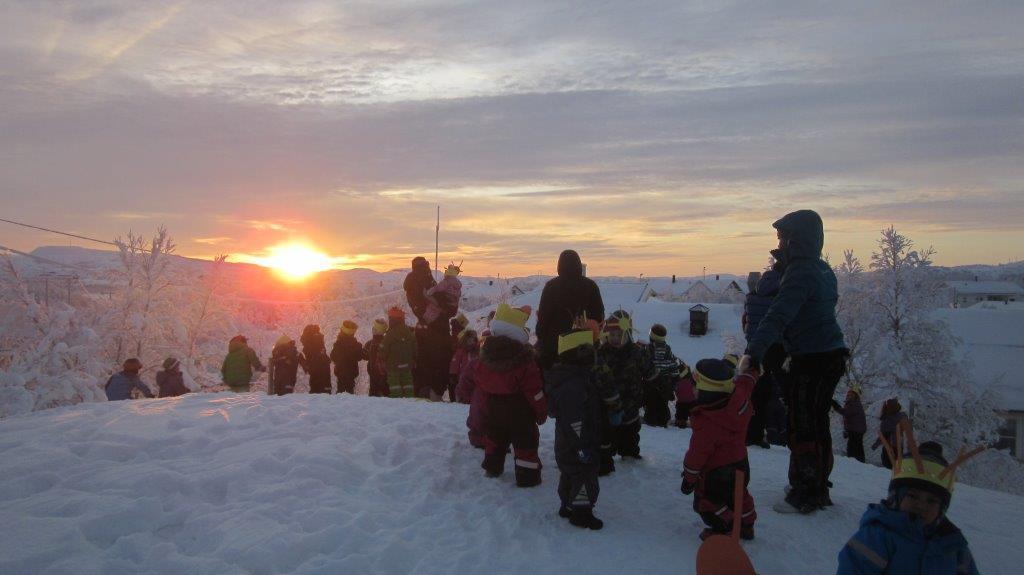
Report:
423,263,463,325
451,329,479,402
457,329,489,448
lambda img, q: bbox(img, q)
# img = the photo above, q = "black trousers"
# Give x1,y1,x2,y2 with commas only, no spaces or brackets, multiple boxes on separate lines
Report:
847,432,865,463
642,386,671,427
555,426,600,509
336,375,356,395
786,349,847,501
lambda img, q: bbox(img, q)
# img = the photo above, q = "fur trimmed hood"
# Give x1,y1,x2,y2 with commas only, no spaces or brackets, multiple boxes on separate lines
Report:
480,335,536,373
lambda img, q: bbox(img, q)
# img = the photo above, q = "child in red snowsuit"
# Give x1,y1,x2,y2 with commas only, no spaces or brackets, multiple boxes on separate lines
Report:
458,329,489,448
681,357,758,540
476,304,547,487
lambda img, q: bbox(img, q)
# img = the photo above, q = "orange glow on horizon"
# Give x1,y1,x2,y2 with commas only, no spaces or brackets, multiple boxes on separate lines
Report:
251,242,334,282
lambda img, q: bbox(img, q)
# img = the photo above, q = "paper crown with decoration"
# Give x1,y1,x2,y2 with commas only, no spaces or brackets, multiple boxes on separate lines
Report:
490,303,532,343
879,419,984,505
445,261,463,277
339,320,358,336
372,318,388,335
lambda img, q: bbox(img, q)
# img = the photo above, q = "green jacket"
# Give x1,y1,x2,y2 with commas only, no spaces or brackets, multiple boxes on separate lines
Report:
221,340,264,386
381,322,416,372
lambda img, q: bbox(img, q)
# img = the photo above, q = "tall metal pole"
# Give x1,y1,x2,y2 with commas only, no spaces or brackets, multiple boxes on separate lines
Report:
435,205,440,276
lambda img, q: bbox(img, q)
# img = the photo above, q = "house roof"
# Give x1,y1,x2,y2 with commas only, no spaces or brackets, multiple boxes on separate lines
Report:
946,281,1024,295
933,307,1024,411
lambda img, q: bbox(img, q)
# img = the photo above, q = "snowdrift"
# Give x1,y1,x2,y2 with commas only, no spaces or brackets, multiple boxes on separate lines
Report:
1,394,1021,574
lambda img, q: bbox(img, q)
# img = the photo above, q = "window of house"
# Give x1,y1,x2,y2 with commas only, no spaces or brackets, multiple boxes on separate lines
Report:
997,417,1018,457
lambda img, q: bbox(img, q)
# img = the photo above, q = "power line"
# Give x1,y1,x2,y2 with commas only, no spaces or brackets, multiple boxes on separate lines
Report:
0,217,117,247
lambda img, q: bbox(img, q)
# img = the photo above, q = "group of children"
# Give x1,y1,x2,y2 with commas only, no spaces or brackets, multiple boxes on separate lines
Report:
445,305,981,574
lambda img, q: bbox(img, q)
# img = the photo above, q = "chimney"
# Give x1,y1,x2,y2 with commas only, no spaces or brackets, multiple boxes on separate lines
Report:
715,274,720,281
672,274,676,284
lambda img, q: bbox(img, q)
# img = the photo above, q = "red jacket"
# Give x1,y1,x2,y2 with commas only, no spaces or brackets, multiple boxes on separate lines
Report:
682,372,756,480
474,336,547,425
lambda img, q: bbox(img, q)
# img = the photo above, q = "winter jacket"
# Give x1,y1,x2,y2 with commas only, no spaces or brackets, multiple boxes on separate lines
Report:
459,357,486,446
837,503,979,575
872,411,909,450
746,210,847,362
156,370,189,398
675,371,697,404
221,340,264,387
270,341,300,394
299,331,332,384
330,333,366,380
456,356,479,404
382,322,417,372
364,335,387,381
682,373,756,478
104,371,154,401
474,336,547,425
597,341,649,424
404,264,438,325
450,344,478,378
424,275,462,325
642,340,683,401
546,361,618,458
743,267,782,343
839,395,867,435
535,250,605,368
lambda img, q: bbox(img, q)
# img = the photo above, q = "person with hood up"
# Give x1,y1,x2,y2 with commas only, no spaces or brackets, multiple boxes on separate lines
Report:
743,209,848,514
330,320,366,395
299,324,332,394
547,320,621,530
156,357,189,398
680,357,758,541
364,319,390,397
838,421,982,575
382,307,417,398
221,335,265,392
536,250,605,370
476,304,547,487
832,385,867,462
105,358,154,401
872,398,909,469
270,335,300,396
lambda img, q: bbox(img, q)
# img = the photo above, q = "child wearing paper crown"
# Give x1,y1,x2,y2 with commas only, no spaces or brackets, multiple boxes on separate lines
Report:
476,303,548,486
838,422,982,575
363,319,390,397
596,310,647,471
423,262,463,325
458,328,490,448
546,320,622,530
680,357,758,541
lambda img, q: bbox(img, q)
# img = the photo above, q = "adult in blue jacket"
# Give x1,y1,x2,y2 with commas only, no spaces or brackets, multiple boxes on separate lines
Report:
744,209,847,514
104,358,154,401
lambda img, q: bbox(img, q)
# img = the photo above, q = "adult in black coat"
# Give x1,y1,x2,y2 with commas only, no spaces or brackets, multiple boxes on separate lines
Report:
270,336,300,396
403,256,451,398
299,324,332,394
536,250,605,369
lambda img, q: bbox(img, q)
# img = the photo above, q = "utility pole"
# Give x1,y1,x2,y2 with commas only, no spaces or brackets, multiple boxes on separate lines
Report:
434,205,440,277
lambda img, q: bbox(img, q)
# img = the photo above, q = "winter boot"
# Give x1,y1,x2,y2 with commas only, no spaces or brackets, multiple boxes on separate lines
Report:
558,505,572,519
740,525,755,540
569,507,604,530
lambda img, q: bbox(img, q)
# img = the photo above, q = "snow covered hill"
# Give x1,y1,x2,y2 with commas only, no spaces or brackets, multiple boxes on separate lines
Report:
1,394,1020,574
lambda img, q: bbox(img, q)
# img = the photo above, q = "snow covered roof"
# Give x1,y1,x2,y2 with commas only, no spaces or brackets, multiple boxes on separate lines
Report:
946,281,1024,295
933,307,1024,411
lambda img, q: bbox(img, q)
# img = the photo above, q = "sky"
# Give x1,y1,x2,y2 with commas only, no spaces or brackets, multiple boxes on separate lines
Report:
1,0,1023,277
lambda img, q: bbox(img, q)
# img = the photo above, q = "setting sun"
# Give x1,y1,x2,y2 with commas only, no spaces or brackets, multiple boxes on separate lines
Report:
256,242,334,281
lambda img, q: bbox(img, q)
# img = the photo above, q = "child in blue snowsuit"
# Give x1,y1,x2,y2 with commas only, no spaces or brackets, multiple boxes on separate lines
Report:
837,438,980,575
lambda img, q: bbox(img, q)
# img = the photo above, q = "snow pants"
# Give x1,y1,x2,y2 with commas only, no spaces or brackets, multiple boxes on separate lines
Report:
467,388,486,448
336,375,356,395
613,417,641,458
642,385,671,427
368,373,389,397
694,460,756,534
598,402,616,475
745,373,773,445
309,373,332,394
786,349,847,503
482,394,541,486
846,432,865,463
388,370,415,398
414,325,452,399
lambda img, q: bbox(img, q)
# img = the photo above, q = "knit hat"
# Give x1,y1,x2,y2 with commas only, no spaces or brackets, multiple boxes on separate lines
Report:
340,320,358,336
411,256,429,270
275,334,293,347
122,358,142,372
372,318,388,335
445,262,462,277
387,307,406,321
848,384,862,397
162,357,180,371
722,354,740,369
882,420,985,515
649,323,667,342
230,334,247,345
490,303,531,343
694,358,735,394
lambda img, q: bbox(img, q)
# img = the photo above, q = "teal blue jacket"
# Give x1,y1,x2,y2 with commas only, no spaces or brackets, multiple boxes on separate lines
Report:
746,210,846,361
837,503,979,575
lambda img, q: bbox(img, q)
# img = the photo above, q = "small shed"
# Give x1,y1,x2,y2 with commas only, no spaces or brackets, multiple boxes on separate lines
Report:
689,304,709,336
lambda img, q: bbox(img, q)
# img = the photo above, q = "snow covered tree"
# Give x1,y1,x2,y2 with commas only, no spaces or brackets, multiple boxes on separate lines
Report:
109,227,176,364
